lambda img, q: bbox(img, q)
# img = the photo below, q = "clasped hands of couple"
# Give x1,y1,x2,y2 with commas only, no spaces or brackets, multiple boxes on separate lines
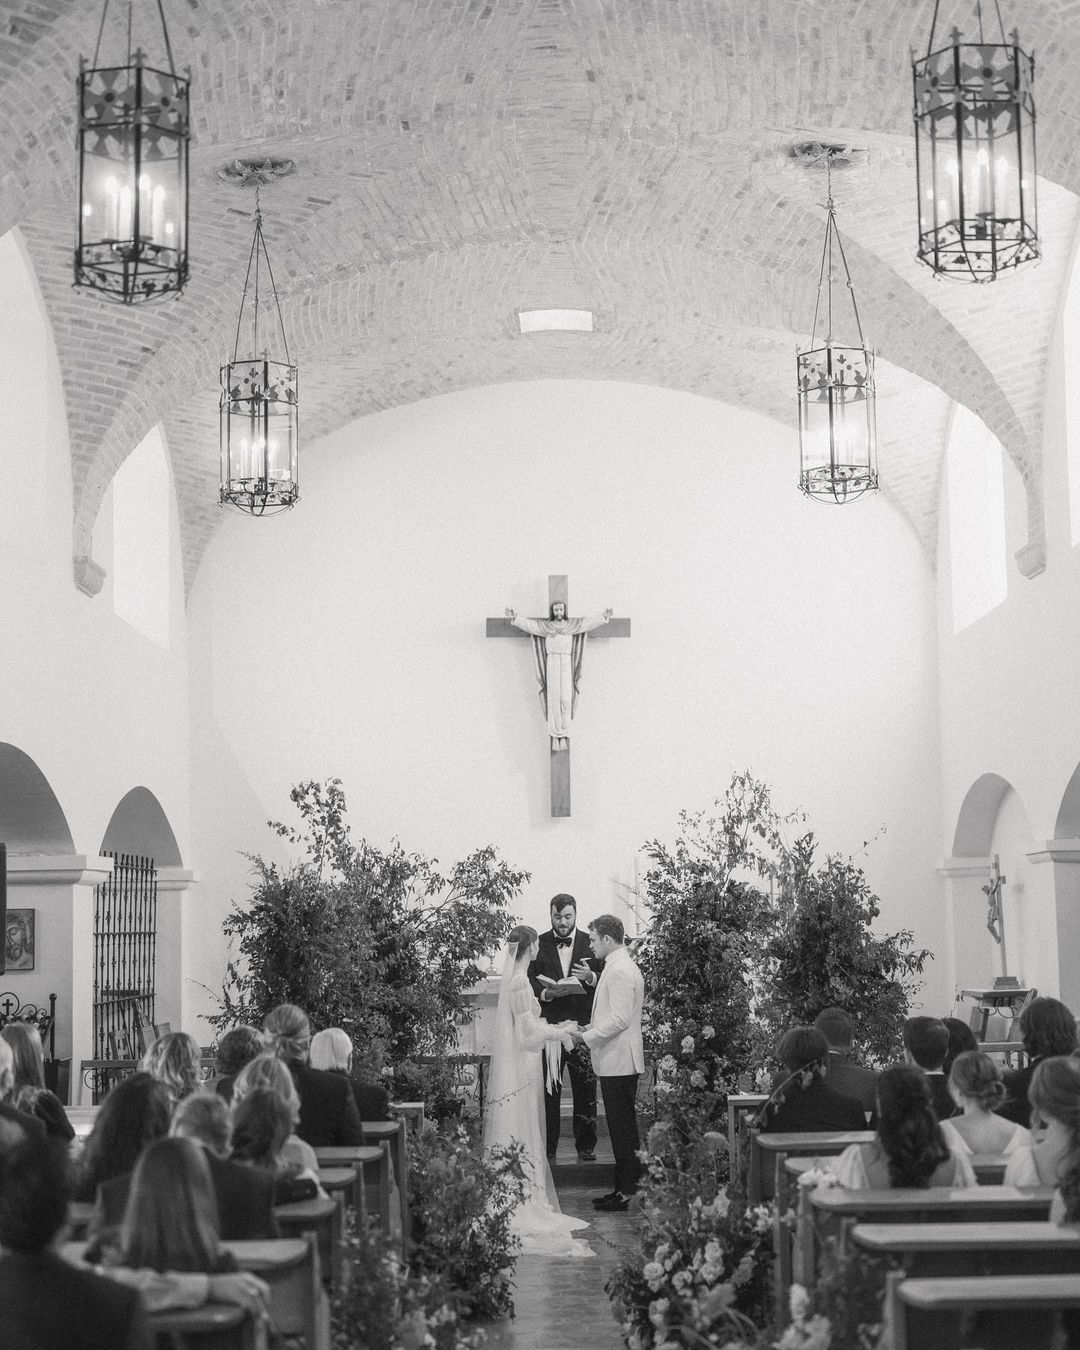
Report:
545,959,594,1046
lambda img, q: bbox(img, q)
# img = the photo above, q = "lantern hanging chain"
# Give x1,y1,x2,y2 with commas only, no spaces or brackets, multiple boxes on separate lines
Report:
927,0,1009,52
155,0,178,76
91,0,110,69
231,187,292,367
809,158,867,351
89,0,179,74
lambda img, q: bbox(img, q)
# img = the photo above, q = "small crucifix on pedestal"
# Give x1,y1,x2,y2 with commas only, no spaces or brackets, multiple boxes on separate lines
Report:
487,574,631,817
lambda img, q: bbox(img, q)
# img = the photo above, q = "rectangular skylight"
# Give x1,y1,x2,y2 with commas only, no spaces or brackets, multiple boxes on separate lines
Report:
517,308,595,334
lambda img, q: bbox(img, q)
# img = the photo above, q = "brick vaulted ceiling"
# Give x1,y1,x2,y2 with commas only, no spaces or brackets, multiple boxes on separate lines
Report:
2,0,1078,591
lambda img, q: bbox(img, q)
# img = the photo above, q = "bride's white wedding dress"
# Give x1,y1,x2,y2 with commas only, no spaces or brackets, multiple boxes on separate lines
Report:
482,949,594,1257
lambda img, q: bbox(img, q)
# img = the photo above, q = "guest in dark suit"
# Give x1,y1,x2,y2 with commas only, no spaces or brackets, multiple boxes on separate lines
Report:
998,996,1077,1127
813,1007,878,1120
903,1016,957,1121
527,893,603,1160
759,1027,866,1133
0,1135,151,1350
212,1025,263,1104
310,1027,392,1121
263,1003,363,1146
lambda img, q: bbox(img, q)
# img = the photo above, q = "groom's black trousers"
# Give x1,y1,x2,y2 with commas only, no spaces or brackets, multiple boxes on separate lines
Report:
544,1043,597,1156
599,1072,642,1195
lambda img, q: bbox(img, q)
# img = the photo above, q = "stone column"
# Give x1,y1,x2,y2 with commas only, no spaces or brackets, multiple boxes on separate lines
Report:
1027,838,1080,1008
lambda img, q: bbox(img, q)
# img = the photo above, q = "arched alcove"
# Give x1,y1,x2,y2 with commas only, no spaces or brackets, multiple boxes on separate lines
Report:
952,772,1015,857
100,787,182,865
1054,762,1080,840
0,743,74,853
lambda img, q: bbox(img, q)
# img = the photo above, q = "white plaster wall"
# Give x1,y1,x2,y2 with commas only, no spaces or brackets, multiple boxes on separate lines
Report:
187,378,947,1030
937,276,1080,1005
0,229,193,1043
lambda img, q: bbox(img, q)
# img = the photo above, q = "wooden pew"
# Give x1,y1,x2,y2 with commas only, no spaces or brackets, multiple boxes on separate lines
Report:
273,1193,343,1293
150,1302,264,1350
797,1185,1054,1293
316,1142,395,1240
317,1165,363,1223
726,1093,766,1174
750,1129,874,1306
226,1235,327,1350
359,1119,410,1244
854,1220,1080,1278
889,1272,1080,1350
390,1101,425,1136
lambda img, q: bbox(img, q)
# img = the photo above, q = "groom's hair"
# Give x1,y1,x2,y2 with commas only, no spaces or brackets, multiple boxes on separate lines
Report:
589,914,624,944
550,893,576,913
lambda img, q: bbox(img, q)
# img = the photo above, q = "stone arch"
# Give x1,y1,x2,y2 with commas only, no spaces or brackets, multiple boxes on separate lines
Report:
1054,762,1080,841
951,772,1016,857
100,788,182,866
0,743,74,854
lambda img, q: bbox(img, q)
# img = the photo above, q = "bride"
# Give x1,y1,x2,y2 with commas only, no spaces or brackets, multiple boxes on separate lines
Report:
482,924,594,1257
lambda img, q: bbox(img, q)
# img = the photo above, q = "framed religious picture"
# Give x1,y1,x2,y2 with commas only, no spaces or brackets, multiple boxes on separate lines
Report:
5,909,35,971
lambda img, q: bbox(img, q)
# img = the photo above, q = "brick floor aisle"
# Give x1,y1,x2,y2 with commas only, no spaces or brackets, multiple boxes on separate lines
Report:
481,1141,639,1350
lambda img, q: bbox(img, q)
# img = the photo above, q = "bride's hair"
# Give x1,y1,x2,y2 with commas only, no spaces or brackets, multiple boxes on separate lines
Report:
507,925,537,961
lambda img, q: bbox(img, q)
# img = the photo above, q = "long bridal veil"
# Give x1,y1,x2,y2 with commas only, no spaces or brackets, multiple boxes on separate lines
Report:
482,944,593,1257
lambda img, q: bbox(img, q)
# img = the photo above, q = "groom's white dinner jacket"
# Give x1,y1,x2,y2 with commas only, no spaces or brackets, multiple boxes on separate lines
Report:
582,944,645,1077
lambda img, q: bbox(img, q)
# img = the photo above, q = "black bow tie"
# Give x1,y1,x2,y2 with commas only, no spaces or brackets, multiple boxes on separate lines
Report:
555,935,574,948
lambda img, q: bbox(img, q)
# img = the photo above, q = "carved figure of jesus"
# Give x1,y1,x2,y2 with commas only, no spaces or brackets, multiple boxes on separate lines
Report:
504,600,613,750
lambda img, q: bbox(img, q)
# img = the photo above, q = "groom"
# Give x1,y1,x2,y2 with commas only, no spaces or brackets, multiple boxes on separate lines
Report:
571,914,644,1212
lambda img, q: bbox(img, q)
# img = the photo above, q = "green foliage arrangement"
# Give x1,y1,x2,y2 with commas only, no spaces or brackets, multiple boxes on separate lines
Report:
407,1123,528,1320
764,836,931,1066
607,1106,775,1350
211,779,527,1085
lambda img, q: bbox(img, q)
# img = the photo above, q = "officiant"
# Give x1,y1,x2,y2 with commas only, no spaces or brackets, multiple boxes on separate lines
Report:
528,893,603,1161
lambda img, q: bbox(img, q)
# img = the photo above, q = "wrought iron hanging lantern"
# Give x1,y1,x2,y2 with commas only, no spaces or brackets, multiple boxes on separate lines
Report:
913,0,1037,281
796,148,878,505
219,195,299,516
76,0,190,301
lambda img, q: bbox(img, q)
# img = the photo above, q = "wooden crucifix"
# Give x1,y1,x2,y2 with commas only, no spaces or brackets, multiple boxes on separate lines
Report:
487,574,631,817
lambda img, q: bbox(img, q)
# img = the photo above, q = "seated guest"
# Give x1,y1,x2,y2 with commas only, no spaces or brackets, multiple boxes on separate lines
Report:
233,1053,320,1173
0,1036,46,1150
140,1031,202,1109
100,1137,238,1276
229,1088,326,1202
0,1134,151,1350
74,1073,170,1203
903,1016,956,1121
310,1026,391,1121
829,1064,977,1189
212,1026,263,1104
941,1050,1031,1155
758,1027,865,1133
263,1003,363,1146
999,997,1078,1127
812,1007,878,1117
941,1016,978,1077
1007,1056,1080,1189
89,1091,279,1245
2,1021,74,1141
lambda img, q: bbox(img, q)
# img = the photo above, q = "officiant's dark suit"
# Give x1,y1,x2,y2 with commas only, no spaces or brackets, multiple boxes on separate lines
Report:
527,896,603,1159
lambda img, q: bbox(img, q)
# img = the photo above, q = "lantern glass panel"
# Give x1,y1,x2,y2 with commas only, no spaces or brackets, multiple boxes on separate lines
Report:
77,61,189,300
797,344,878,503
219,358,299,515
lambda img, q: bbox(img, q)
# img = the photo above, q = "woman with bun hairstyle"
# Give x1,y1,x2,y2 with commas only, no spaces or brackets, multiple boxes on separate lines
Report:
829,1064,977,1189
942,1050,1030,1156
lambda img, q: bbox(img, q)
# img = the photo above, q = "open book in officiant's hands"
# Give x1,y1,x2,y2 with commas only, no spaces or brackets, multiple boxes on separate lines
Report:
537,974,584,996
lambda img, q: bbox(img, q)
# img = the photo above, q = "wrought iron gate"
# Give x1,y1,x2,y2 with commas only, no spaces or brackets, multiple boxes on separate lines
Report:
92,852,158,1097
